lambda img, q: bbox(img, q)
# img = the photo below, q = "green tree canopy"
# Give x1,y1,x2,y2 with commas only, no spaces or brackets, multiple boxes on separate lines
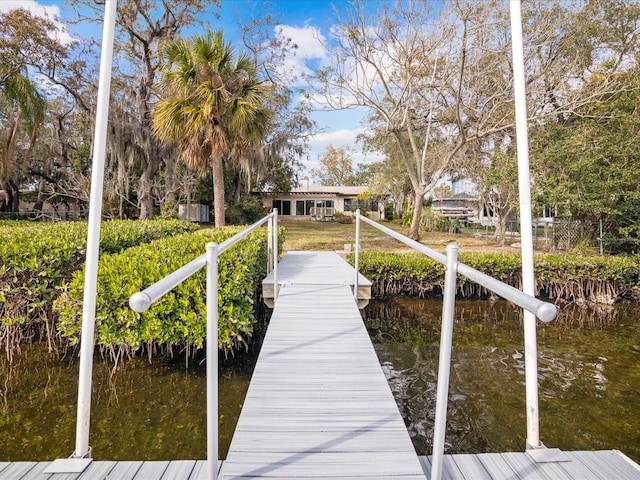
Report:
531,71,640,249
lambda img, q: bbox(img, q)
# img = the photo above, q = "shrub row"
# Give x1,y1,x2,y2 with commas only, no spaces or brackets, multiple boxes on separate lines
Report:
54,226,273,361
0,220,199,358
352,251,640,304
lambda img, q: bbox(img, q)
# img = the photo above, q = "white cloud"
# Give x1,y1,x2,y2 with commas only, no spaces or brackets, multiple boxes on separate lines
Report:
272,23,386,175
274,24,328,79
0,1,75,45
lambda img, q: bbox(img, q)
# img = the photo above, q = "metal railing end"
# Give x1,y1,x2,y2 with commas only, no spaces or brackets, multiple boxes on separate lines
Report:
129,292,151,313
536,302,557,323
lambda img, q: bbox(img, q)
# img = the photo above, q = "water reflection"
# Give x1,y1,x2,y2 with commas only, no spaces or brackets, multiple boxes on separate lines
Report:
0,341,259,462
363,298,640,463
1,300,639,464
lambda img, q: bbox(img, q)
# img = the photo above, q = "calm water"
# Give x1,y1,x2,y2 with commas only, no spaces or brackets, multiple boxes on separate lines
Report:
364,298,640,463
1,299,639,463
0,344,257,461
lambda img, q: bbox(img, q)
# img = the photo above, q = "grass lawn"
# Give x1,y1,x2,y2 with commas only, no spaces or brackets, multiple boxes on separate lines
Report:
278,216,516,254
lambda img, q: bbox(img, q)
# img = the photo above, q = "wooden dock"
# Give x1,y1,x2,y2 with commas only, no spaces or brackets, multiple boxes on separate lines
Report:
4,251,640,479
262,250,372,308
220,275,424,478
6,451,640,480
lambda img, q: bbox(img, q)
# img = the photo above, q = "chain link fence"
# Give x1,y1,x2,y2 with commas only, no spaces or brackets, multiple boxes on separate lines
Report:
477,219,633,254
419,214,634,254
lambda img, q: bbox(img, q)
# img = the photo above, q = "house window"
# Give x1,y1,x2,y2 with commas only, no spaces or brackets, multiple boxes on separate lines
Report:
305,200,314,215
542,205,556,218
272,200,291,215
297,199,334,215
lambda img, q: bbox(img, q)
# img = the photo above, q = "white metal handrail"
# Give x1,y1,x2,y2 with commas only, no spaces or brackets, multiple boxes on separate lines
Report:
353,210,557,480
128,209,278,480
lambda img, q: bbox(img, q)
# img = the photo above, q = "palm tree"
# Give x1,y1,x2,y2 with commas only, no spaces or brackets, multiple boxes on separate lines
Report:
0,62,45,212
152,30,271,227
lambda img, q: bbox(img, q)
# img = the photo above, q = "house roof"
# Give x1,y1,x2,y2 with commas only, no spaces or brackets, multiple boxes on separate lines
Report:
260,185,367,196
434,192,479,201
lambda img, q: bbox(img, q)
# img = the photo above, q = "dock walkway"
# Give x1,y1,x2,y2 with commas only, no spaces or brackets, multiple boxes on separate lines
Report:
220,250,424,479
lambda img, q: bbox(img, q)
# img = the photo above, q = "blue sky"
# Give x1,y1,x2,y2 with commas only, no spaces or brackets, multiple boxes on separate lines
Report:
1,0,392,176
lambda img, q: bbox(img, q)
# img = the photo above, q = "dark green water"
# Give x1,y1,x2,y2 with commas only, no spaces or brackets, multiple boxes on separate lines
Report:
364,298,640,463
0,345,257,461
1,299,639,463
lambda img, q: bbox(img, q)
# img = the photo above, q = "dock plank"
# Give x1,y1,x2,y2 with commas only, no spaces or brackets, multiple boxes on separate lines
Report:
262,250,372,304
569,450,640,478
0,462,41,480
8,453,640,480
101,461,143,480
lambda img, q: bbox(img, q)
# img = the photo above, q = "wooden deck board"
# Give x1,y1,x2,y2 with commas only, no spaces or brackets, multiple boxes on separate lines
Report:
8,453,640,480
0,462,43,480
220,268,425,478
262,251,372,304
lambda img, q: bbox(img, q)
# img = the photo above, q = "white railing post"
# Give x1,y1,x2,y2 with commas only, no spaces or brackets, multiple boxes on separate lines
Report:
273,208,278,300
431,242,459,480
267,215,273,273
73,0,117,459
206,243,219,480
354,209,361,300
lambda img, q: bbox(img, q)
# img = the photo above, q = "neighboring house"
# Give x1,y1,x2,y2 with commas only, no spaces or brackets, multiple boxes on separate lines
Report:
432,192,480,223
0,190,85,219
431,179,501,226
433,178,559,228
255,178,384,220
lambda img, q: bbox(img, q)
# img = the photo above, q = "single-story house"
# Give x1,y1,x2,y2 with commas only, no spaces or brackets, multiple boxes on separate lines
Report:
255,179,384,220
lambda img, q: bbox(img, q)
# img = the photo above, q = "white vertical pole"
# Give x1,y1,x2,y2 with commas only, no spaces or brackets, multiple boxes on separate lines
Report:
430,242,458,480
510,0,541,449
267,215,273,273
273,208,278,300
73,0,117,458
206,243,219,480
354,209,361,300
599,219,603,255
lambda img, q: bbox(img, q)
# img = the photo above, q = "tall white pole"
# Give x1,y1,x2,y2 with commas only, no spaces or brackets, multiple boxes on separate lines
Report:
430,243,459,480
73,0,118,458
354,209,361,301
509,0,541,449
206,243,219,480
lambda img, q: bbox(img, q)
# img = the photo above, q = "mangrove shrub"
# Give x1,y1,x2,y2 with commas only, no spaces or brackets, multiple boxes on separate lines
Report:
54,226,273,361
0,220,198,358
352,251,640,304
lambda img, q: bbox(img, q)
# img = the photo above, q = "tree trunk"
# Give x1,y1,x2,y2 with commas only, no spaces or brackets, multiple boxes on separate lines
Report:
165,155,176,205
496,218,507,246
1,179,20,213
408,189,426,240
212,155,226,227
138,157,160,220
394,193,404,218
138,171,155,220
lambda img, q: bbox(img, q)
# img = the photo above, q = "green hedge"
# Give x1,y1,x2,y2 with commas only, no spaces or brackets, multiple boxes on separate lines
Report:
0,220,199,356
351,251,640,304
54,226,272,359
